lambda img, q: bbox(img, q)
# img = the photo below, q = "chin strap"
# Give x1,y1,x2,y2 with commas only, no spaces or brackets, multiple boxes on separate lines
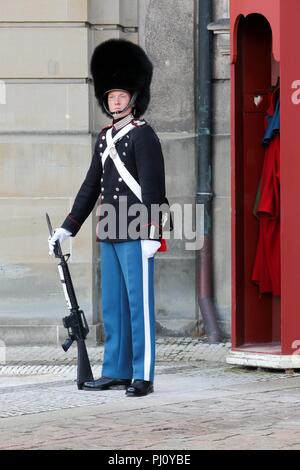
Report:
103,92,138,118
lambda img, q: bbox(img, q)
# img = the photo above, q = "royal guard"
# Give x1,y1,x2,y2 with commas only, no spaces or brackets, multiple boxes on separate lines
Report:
48,39,171,396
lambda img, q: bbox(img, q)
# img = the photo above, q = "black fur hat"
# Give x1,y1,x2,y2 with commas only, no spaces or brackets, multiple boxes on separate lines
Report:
90,39,153,118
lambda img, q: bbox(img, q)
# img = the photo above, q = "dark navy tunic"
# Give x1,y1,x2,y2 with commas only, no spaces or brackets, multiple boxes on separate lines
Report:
62,118,169,242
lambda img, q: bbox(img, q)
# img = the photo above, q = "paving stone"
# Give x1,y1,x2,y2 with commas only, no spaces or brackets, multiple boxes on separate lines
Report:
2,340,299,450
0,362,300,450
2,338,231,366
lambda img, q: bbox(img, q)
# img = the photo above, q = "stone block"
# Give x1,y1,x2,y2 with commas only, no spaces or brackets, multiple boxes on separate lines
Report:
212,80,230,135
0,261,95,324
212,196,231,309
58,323,100,347
212,33,230,80
216,306,231,339
213,0,229,20
89,0,118,25
161,195,202,257
0,194,96,268
91,28,138,50
70,212,96,264
0,322,99,346
0,198,71,263
88,0,138,27
212,134,230,197
0,83,89,132
119,0,138,27
140,0,195,132
0,28,88,78
0,0,88,22
0,135,93,198
155,257,197,331
160,133,196,198
0,325,58,346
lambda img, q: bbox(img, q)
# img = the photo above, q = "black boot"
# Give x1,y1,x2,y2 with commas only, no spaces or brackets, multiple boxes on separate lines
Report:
82,376,132,391
126,380,154,397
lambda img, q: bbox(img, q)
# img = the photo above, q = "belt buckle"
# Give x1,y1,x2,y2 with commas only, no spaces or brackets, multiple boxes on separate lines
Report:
110,146,117,159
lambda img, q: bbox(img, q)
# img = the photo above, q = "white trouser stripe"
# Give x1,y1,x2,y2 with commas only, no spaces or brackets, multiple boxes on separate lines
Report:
141,250,151,381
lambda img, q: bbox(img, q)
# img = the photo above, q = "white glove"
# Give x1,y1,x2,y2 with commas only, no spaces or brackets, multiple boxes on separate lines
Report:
141,240,161,258
48,228,72,255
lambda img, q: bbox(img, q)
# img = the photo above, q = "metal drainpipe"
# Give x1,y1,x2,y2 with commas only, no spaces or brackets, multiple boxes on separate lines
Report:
196,0,222,343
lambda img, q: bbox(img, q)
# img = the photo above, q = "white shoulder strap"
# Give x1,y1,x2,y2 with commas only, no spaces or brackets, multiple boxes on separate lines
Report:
101,123,142,202
101,123,135,167
109,150,142,202
106,126,142,202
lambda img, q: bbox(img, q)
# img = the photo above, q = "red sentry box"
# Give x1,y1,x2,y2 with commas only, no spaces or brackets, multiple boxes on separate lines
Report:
230,0,300,361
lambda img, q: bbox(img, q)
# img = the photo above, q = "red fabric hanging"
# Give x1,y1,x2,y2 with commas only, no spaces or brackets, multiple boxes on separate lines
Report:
252,91,281,296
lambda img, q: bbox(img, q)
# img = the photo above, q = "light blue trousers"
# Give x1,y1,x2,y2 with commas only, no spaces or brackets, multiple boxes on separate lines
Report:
100,240,155,382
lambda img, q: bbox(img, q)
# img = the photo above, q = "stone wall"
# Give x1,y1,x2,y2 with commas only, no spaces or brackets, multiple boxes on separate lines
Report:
0,0,232,344
139,0,197,335
0,0,137,344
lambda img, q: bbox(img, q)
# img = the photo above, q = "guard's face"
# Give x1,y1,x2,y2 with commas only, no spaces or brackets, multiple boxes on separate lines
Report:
107,90,131,113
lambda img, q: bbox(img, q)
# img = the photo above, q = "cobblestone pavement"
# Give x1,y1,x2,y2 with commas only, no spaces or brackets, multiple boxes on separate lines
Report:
1,359,300,450
1,338,231,365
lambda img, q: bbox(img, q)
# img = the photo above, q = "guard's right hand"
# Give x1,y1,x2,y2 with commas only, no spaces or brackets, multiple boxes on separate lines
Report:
48,228,72,255
141,240,161,258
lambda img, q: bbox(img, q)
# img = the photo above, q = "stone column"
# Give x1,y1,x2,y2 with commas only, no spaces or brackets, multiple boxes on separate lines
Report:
138,0,198,335
208,0,231,337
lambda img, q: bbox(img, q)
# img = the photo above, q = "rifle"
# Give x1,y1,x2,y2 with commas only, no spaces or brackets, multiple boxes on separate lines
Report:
46,213,94,389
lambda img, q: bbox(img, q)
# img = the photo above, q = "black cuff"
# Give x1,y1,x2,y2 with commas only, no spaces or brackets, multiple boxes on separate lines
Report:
61,215,81,237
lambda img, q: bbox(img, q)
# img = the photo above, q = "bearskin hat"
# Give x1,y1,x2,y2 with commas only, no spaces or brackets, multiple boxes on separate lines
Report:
90,39,153,118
